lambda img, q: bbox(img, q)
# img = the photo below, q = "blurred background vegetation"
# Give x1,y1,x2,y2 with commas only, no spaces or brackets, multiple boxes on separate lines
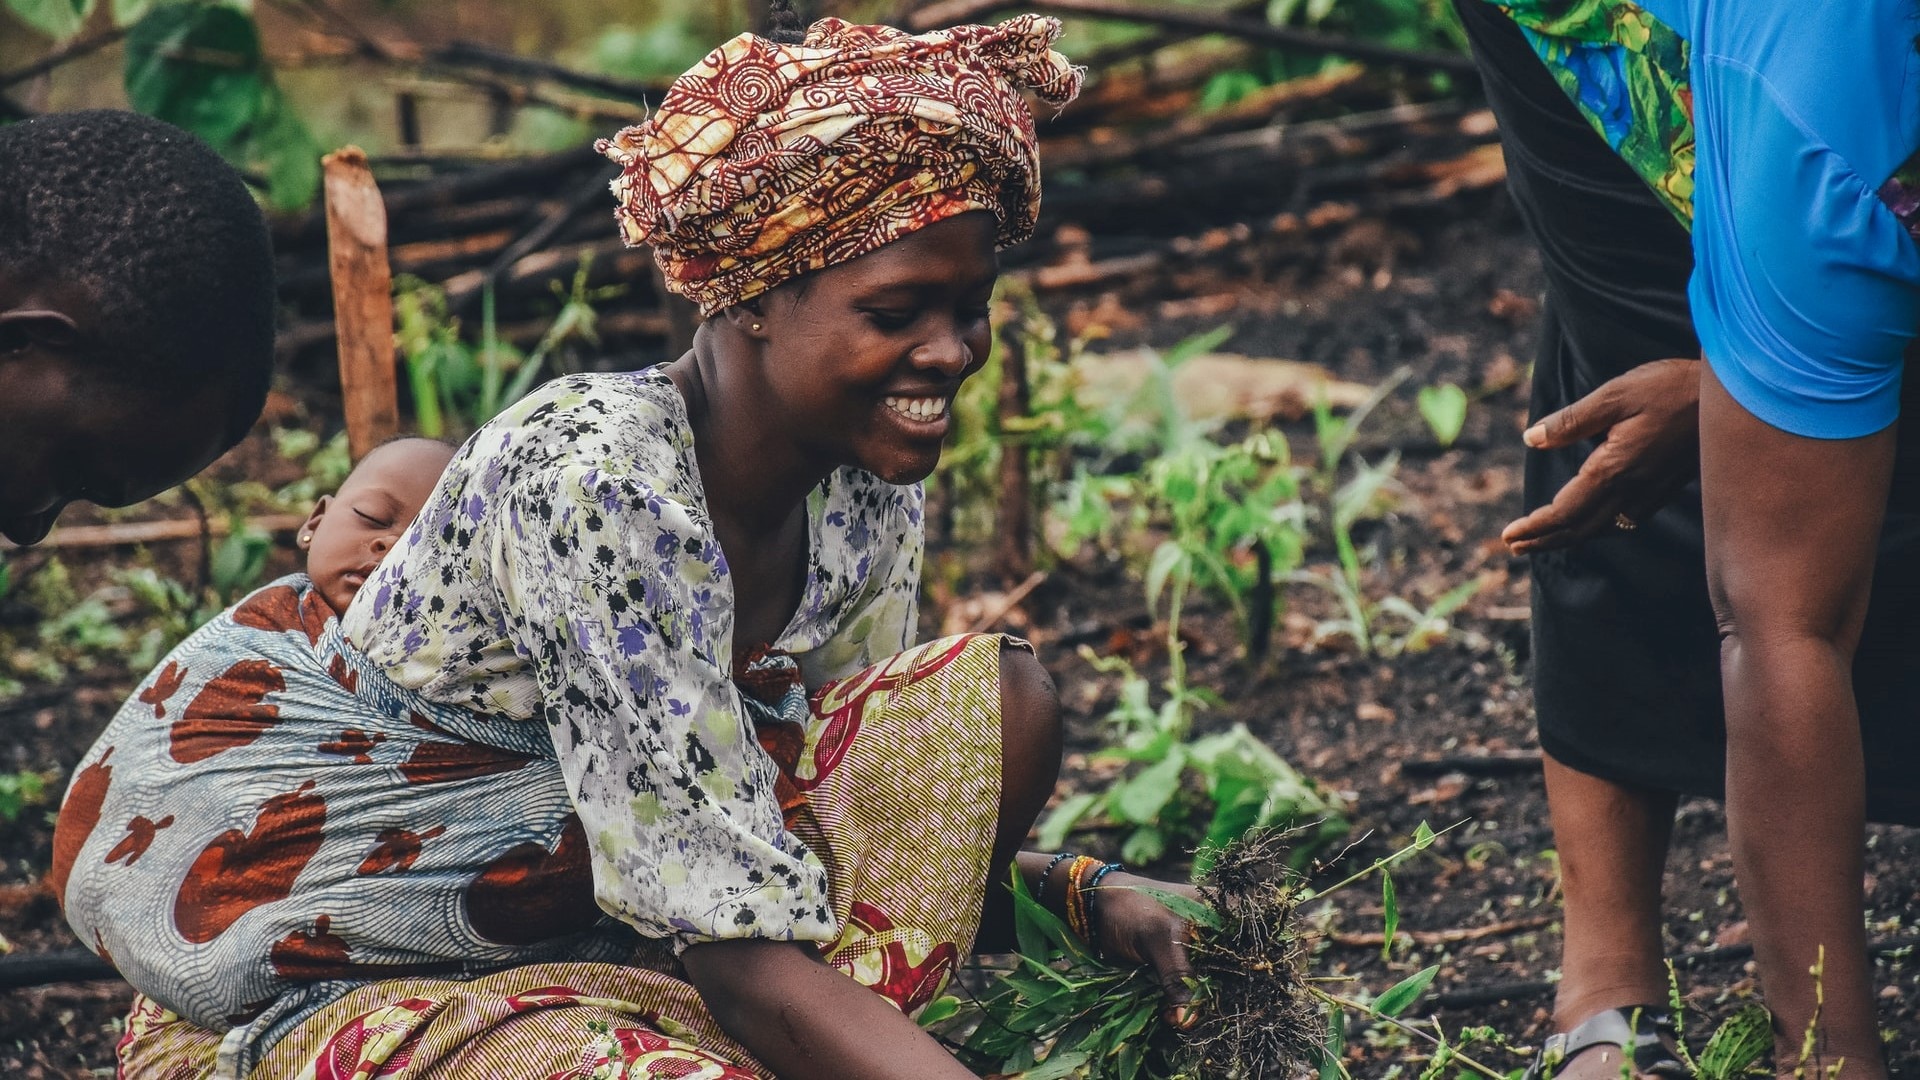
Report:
1,0,1464,211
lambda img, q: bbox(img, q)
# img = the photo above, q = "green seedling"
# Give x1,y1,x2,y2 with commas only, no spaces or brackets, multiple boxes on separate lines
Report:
1417,384,1469,448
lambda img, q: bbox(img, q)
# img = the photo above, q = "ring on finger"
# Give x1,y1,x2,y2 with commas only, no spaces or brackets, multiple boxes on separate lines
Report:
1613,513,1637,531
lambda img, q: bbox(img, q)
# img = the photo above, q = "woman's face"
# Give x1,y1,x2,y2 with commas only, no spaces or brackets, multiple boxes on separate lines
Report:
751,211,999,485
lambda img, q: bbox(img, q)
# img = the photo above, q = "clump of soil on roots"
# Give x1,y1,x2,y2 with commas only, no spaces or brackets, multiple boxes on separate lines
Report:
1162,831,1322,1078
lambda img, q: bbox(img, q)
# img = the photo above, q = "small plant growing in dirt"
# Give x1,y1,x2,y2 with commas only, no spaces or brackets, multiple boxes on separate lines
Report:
1665,969,1771,1080
0,769,54,825
1037,646,1345,869
1293,373,1484,656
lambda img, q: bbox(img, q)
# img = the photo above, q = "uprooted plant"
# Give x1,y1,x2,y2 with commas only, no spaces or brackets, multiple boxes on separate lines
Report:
931,826,1484,1079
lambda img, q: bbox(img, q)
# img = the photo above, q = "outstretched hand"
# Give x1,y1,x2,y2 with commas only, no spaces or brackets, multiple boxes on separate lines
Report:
1503,358,1701,555
1092,871,1202,1029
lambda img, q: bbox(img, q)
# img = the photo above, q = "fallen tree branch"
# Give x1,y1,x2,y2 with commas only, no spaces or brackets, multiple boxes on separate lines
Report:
1331,914,1553,949
1043,63,1369,171
0,26,129,90
482,171,614,287
432,41,666,104
968,572,1048,633
908,0,1478,75
1400,752,1543,778
0,514,308,552
0,949,117,991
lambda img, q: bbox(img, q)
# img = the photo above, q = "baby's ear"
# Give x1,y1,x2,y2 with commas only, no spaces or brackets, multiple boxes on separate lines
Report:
298,495,331,550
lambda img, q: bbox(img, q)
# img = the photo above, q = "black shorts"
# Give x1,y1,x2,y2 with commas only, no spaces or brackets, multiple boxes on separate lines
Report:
1456,0,1920,822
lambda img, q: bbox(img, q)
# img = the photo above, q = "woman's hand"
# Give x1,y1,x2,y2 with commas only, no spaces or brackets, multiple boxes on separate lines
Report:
1091,871,1202,1029
1503,358,1700,554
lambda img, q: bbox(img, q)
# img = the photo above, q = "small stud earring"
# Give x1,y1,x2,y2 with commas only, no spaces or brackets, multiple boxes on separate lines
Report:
298,532,311,544
751,322,764,332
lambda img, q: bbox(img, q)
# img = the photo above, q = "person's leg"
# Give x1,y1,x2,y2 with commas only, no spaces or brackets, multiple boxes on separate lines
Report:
1450,3,1707,1075
975,641,1063,951
1543,755,1680,1077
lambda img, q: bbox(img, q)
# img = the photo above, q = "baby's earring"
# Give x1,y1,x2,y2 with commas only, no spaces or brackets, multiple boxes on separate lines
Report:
298,532,312,544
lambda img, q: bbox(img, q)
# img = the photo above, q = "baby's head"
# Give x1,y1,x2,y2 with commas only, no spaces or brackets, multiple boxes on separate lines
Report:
297,437,455,616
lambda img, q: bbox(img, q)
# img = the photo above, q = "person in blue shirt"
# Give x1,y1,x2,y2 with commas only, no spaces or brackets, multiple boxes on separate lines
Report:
1456,1,1920,1076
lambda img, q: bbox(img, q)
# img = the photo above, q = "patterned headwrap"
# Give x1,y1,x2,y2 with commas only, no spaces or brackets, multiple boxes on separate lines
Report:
595,15,1084,317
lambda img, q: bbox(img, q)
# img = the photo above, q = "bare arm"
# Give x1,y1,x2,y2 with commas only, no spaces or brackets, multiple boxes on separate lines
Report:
1698,364,1892,1078
682,938,978,1080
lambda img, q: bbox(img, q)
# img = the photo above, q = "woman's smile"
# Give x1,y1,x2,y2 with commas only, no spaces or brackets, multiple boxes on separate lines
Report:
881,393,952,428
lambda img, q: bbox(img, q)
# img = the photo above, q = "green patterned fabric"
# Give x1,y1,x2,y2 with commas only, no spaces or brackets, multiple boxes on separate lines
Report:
1494,0,1696,227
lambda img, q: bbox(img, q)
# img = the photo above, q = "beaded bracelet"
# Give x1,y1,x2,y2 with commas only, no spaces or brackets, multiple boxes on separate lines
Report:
1037,852,1076,902
1079,862,1126,953
1060,855,1103,940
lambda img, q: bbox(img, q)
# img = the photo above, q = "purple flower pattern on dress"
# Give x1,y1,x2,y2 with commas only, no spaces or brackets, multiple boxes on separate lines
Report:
341,369,924,948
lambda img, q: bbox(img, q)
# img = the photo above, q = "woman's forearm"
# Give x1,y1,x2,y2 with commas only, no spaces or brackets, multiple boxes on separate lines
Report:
682,938,976,1080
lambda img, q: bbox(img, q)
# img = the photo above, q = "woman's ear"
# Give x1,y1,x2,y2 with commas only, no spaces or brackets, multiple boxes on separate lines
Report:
720,299,769,339
298,495,330,551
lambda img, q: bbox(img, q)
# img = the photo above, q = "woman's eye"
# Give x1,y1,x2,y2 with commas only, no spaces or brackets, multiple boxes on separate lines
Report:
862,309,917,331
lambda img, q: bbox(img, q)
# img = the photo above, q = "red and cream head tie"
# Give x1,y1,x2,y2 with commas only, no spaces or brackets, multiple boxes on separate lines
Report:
595,15,1084,318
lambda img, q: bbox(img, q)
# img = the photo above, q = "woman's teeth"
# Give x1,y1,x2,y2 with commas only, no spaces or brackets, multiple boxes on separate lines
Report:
884,396,949,422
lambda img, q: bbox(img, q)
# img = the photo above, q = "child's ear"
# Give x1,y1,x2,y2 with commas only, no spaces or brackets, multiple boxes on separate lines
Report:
0,309,81,355
298,496,330,551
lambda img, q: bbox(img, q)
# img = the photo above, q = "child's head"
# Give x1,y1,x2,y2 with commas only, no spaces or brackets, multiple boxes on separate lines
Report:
297,438,456,616
0,110,278,547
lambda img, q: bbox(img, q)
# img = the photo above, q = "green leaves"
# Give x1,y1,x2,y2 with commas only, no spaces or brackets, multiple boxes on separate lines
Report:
10,0,318,209
1380,872,1399,960
914,995,961,1028
1695,1003,1771,1080
1113,748,1187,825
248,83,322,211
1114,884,1224,931
123,2,321,210
210,512,272,603
958,867,1163,1079
1417,383,1470,448
126,3,262,145
0,769,51,824
1372,964,1438,1019
6,0,93,40
1317,1004,1347,1079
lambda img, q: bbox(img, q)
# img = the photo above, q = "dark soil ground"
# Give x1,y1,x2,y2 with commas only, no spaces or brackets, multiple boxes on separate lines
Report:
4,191,1918,1078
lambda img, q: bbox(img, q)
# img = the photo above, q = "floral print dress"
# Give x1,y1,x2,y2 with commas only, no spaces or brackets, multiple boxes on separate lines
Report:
341,367,925,947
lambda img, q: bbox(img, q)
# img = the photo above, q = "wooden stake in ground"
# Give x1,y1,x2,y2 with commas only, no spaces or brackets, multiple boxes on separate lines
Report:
324,146,400,462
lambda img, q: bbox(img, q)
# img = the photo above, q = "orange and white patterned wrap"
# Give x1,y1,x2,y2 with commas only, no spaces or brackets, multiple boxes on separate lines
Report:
114,633,1013,1080
595,16,1083,316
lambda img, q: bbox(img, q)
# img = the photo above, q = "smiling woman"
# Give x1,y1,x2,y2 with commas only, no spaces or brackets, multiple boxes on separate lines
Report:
56,8,1211,1080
